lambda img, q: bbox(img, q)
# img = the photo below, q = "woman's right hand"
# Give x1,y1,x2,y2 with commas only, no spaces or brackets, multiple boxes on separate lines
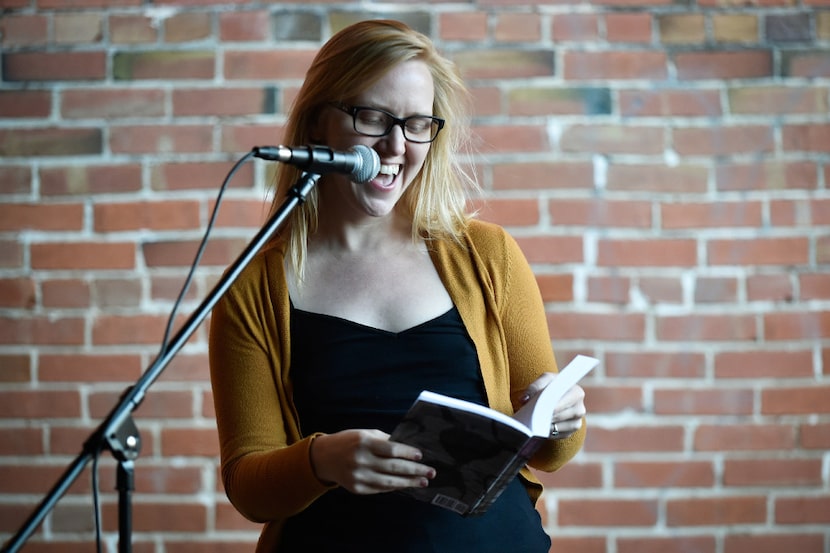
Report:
309,429,436,495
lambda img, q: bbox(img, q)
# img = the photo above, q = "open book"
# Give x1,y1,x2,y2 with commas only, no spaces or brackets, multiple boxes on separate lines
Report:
390,354,599,516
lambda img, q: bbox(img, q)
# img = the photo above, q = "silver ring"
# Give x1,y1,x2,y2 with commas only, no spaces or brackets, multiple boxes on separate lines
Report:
551,422,559,437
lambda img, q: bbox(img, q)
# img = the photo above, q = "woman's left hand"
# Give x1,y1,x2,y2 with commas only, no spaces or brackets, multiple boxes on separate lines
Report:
520,372,587,440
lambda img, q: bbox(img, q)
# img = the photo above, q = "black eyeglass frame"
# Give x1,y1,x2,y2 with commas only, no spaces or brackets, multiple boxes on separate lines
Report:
330,102,446,144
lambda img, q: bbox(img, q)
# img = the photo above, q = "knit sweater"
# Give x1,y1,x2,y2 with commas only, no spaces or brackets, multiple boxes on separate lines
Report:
208,219,586,552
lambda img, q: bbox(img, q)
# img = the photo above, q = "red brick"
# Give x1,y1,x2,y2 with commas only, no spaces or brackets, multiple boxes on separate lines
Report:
473,124,549,153
662,201,762,230
667,496,767,526
0,316,85,346
470,85,501,116
676,50,773,80
0,165,31,194
765,311,830,341
92,277,142,308
550,199,651,228
514,236,583,264
94,200,201,232
39,354,143,383
715,350,813,378
724,458,822,487
552,14,600,41
224,49,316,80
110,14,157,43
61,88,165,118
507,86,611,116
90,389,194,419
548,536,607,553
0,13,48,46
708,237,809,266
762,385,830,414
639,277,684,304
535,273,573,302
618,536,716,553
454,49,554,79
143,238,248,268
104,502,207,532
0,202,84,232
40,164,142,195
31,242,135,270
494,13,541,42
0,277,35,308
3,51,106,81
54,12,103,44
113,50,215,80
558,498,659,526
801,423,830,449
161,427,220,456
151,160,255,191
747,273,794,302
110,124,213,154
695,423,796,451
724,533,824,553
598,238,696,267
786,49,830,78
0,90,51,118
607,163,709,193
716,160,819,191
212,198,270,229
659,14,706,44
548,312,645,341
534,461,603,489
775,496,830,524
694,276,738,303
729,85,828,115
657,314,757,342
619,88,722,117
491,161,594,191
614,461,715,488
220,122,286,154
41,279,91,309
605,351,705,378
0,427,43,455
164,11,212,42
0,240,23,268
585,384,643,413
563,125,664,155
0,390,81,418
675,125,775,156
436,13,491,44
587,275,631,304
0,354,30,382
606,13,652,43
782,123,830,152
810,198,830,224
563,50,668,80
584,426,685,453
172,87,270,116
0,127,102,157
477,198,539,227
219,10,271,41
655,387,754,416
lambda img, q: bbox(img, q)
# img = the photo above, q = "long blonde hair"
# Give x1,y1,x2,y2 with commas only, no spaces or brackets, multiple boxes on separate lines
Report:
271,19,477,280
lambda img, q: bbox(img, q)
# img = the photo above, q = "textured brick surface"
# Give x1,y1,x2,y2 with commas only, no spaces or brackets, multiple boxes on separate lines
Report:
1,3,828,553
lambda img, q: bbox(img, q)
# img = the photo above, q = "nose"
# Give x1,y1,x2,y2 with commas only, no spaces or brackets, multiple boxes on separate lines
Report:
378,123,407,155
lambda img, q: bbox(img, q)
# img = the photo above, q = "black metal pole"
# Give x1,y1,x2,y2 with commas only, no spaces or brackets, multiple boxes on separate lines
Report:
1,171,321,553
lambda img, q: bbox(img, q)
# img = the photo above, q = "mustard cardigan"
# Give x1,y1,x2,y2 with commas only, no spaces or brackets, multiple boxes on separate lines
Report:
209,219,586,552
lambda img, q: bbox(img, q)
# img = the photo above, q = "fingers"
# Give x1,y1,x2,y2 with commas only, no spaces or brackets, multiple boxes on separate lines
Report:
519,372,556,404
310,429,436,495
550,384,587,439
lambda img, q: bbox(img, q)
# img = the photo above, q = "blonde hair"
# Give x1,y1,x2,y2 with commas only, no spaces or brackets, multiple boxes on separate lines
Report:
270,19,477,280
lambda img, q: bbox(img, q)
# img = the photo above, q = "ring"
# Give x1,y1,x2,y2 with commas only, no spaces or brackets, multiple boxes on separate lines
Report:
551,423,559,438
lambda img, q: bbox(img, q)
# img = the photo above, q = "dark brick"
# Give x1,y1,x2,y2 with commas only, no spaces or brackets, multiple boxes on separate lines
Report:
766,13,812,43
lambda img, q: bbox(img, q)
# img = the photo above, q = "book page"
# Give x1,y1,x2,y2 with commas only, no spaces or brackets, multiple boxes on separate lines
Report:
512,355,599,437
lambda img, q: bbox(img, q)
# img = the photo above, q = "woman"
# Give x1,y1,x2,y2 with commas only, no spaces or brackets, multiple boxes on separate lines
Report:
209,19,587,552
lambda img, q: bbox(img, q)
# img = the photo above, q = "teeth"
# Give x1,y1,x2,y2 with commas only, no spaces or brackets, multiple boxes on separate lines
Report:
379,164,400,176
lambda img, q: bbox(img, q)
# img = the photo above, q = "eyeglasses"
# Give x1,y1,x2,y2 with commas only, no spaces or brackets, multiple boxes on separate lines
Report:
331,103,445,144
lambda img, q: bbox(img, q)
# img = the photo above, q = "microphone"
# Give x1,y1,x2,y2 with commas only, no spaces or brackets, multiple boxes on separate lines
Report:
252,144,381,184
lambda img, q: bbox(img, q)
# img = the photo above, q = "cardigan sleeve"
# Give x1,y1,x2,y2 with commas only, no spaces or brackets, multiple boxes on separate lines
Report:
209,253,333,524
469,221,586,472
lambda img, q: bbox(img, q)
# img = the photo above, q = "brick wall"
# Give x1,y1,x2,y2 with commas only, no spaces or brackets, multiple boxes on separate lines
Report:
1,1,828,552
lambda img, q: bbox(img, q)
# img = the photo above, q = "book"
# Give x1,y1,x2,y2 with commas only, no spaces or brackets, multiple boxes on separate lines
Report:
390,354,599,516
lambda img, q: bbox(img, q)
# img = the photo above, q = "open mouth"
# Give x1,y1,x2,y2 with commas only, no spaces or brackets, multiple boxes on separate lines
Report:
372,163,401,188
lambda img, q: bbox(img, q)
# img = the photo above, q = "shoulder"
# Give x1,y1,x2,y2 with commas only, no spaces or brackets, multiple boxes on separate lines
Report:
463,219,523,264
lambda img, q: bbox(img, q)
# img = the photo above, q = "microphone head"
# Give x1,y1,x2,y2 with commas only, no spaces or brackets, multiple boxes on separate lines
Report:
350,145,381,184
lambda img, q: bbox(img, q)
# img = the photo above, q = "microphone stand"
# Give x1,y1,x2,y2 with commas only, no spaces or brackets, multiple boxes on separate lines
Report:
2,171,321,553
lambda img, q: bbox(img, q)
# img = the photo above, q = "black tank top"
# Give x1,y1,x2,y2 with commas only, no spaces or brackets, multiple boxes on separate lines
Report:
281,304,550,552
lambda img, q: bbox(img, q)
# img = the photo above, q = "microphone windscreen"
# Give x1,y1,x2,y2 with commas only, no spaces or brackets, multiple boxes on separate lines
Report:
350,145,381,184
